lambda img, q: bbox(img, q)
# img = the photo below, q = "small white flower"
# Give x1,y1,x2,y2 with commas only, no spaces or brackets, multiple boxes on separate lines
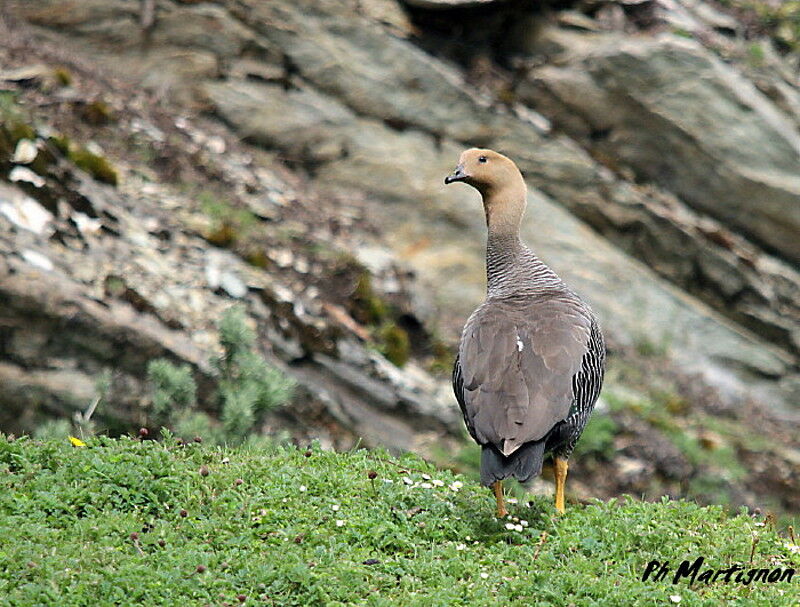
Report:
331,504,340,511
402,476,414,485
299,485,307,492
420,482,433,489
669,596,681,604
754,522,765,527
432,479,444,487
451,481,463,489
336,520,345,527
421,473,431,480
221,457,230,464
507,498,518,505
505,523,516,531
512,516,519,522
514,524,523,532
465,536,471,541
383,479,394,484
480,572,489,579
456,543,466,551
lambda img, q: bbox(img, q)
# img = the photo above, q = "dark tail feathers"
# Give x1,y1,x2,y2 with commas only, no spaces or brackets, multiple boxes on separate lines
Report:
480,441,545,487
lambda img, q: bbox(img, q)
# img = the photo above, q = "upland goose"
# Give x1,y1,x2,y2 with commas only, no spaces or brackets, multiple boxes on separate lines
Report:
446,148,605,516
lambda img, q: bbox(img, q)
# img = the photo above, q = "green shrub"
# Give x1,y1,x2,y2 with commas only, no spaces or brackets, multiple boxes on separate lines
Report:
146,306,295,445
215,306,296,443
146,359,197,423
217,303,256,358
220,385,258,440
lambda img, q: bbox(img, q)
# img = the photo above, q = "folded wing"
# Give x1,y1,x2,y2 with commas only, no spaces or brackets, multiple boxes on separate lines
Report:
454,297,591,457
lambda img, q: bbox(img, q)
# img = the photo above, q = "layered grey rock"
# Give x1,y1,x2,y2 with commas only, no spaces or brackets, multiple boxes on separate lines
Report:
10,0,800,424
524,33,800,264
0,137,460,450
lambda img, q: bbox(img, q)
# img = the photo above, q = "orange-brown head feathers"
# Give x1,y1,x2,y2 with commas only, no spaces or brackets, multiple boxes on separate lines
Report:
445,148,527,233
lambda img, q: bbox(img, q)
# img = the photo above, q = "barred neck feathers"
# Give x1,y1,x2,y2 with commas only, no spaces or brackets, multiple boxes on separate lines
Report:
485,230,563,298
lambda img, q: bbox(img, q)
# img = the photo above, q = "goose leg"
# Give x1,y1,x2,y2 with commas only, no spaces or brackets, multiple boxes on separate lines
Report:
492,481,507,518
554,457,568,514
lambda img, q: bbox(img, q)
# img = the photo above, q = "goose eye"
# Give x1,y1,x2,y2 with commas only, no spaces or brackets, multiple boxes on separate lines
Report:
478,155,487,163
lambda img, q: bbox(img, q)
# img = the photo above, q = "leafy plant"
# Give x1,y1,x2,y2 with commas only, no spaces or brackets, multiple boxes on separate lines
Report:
146,306,295,445
146,359,197,424
214,305,296,442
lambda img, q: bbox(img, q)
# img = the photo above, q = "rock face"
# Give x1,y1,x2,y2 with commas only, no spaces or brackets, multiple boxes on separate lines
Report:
8,0,800,412
524,33,800,265
401,0,501,8
0,163,461,450
0,163,461,442
518,26,800,359
0,41,460,451
3,0,800,512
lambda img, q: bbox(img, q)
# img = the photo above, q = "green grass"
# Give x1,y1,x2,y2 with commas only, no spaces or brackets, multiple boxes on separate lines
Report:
0,436,797,606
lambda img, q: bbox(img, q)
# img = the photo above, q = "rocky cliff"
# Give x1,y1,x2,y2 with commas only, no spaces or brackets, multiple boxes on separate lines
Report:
1,0,798,515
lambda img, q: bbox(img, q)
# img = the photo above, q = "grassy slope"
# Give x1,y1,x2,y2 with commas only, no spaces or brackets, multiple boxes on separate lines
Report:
0,436,797,606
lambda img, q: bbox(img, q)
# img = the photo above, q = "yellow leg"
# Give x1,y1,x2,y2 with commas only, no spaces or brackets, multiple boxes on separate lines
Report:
493,481,507,518
554,457,568,514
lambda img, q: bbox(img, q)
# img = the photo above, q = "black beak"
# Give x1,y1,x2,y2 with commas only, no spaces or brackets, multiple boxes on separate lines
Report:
444,165,467,185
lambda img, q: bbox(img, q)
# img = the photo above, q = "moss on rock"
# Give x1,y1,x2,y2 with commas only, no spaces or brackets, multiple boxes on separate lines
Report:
379,323,410,367
68,146,119,185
